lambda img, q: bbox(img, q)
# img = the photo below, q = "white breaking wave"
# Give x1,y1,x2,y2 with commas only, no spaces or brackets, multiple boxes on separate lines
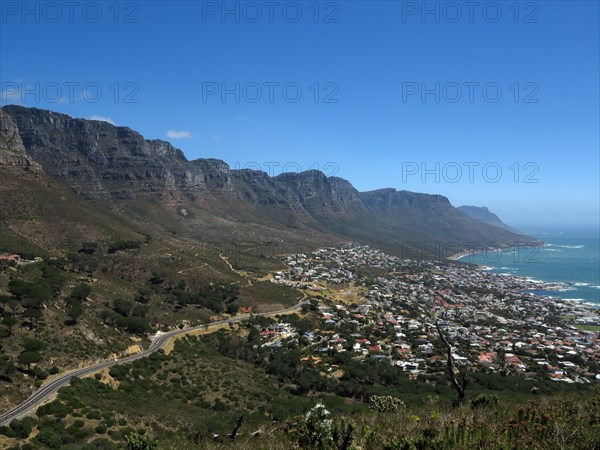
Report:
525,277,545,284
551,244,584,249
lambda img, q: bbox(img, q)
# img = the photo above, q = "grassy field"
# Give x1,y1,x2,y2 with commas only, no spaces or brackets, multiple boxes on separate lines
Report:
574,324,600,332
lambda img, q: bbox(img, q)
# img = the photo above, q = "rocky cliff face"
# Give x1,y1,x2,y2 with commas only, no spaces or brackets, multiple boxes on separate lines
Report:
0,109,42,173
2,105,233,201
1,105,539,253
457,205,517,231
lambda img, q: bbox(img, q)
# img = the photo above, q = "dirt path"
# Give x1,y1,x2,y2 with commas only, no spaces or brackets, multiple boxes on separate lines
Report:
177,262,208,274
219,253,253,286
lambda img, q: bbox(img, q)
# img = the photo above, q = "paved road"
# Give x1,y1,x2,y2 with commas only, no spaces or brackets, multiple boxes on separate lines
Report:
0,301,306,425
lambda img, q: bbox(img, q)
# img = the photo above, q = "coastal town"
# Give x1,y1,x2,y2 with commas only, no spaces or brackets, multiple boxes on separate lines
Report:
261,243,600,384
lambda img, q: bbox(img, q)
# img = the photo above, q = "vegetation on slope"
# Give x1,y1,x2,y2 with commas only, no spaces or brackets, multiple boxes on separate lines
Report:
1,327,599,449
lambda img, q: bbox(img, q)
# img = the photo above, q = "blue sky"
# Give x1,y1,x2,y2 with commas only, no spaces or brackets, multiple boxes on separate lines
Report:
1,0,599,227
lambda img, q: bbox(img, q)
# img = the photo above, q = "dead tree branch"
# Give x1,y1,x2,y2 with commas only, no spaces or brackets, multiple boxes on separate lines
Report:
436,321,468,405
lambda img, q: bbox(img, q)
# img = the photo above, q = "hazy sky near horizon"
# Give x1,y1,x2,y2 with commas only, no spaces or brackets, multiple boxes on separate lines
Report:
1,1,599,226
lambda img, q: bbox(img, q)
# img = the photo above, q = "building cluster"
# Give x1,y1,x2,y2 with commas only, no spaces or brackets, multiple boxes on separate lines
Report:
263,243,600,383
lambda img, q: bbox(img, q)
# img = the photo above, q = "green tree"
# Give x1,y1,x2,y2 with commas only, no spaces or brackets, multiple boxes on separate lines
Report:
0,294,13,310
23,338,46,352
67,303,84,324
0,356,16,381
113,298,134,317
71,284,91,301
226,303,240,315
17,351,42,371
2,316,18,334
99,309,119,325
136,287,153,304
23,308,43,329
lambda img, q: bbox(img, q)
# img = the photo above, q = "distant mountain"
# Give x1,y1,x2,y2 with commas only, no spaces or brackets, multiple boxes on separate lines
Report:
457,205,518,232
1,105,539,258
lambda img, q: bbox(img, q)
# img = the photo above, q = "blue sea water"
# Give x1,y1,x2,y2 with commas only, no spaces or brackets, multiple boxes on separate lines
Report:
457,225,600,307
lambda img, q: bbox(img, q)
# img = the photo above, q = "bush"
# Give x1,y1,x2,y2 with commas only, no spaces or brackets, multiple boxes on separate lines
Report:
107,240,142,254
36,428,63,448
296,404,334,450
113,298,134,317
36,400,72,418
86,409,102,420
470,393,500,409
124,432,158,450
8,417,36,439
369,395,407,413
33,367,49,380
226,303,240,315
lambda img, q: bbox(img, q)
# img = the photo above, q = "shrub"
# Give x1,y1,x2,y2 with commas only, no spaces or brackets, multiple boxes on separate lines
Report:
36,400,72,418
8,417,36,439
36,428,63,448
296,403,334,450
86,409,102,420
470,393,500,409
23,337,46,351
107,240,142,254
369,395,407,413
124,432,158,450
33,367,49,380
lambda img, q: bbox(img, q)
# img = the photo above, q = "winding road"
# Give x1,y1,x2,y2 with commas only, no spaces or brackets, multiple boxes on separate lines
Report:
0,300,307,425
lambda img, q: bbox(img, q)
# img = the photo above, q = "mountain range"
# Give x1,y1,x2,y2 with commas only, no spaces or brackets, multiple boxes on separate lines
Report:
0,105,538,258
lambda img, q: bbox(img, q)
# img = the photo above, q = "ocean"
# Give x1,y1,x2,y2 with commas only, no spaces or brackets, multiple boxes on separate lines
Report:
457,225,600,307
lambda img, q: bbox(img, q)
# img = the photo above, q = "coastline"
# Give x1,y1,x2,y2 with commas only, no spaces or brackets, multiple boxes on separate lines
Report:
447,246,600,310
446,241,546,262
446,249,477,261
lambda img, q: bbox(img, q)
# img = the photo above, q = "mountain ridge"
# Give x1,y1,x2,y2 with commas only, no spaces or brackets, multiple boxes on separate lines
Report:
457,205,518,232
1,105,540,257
